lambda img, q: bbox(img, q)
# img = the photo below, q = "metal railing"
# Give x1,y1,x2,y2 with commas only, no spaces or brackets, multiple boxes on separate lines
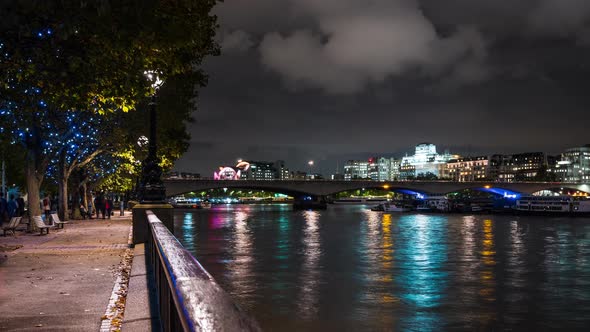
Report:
146,210,261,332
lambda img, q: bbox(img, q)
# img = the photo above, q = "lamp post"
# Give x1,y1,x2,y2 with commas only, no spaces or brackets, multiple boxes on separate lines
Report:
308,160,314,180
137,71,166,203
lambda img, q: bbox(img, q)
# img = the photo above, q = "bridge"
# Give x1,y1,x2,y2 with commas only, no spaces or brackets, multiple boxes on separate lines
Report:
163,179,590,198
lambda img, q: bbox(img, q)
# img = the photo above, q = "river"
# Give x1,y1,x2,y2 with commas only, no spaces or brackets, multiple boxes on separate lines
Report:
173,204,590,331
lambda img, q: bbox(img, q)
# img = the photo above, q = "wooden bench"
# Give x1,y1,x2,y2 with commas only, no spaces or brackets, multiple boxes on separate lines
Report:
32,215,55,235
50,213,69,229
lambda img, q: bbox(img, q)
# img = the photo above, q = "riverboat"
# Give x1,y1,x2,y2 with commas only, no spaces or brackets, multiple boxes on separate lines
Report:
416,205,433,212
423,196,450,212
170,198,200,209
371,202,412,212
515,196,590,214
333,197,389,205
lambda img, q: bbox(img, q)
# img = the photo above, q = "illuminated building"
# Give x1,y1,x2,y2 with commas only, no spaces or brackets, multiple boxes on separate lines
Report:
240,161,276,180
214,160,290,180
214,160,251,180
400,143,457,179
368,157,391,181
344,160,369,180
552,145,590,183
274,160,291,180
389,159,401,181
445,156,489,182
489,152,553,182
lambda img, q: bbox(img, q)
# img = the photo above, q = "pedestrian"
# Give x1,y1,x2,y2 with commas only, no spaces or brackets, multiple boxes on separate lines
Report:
0,191,8,224
101,195,107,219
16,194,25,217
119,199,125,216
105,197,112,219
79,203,89,219
42,194,51,221
7,194,18,218
94,194,103,219
87,199,94,219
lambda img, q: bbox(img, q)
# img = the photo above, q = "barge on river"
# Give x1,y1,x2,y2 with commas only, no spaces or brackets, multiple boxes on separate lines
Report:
516,196,590,215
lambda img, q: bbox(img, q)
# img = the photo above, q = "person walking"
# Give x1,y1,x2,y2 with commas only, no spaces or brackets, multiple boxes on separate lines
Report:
105,197,112,219
7,194,18,219
16,194,25,217
94,194,103,219
87,199,94,219
42,194,51,221
100,196,107,219
0,191,8,224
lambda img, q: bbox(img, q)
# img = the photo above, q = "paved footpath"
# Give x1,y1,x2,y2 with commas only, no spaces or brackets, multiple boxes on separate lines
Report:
0,213,132,331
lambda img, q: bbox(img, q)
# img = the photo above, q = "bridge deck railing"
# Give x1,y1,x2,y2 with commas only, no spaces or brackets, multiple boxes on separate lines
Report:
146,210,261,332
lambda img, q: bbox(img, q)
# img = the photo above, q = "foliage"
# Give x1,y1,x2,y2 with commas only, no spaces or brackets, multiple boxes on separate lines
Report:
0,0,219,115
416,172,438,180
0,0,219,216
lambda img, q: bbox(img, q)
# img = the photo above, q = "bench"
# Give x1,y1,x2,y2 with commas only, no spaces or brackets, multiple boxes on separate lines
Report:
50,213,69,229
2,217,22,236
32,215,55,235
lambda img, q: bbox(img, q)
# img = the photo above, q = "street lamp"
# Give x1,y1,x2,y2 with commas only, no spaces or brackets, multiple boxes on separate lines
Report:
137,70,166,203
308,160,314,180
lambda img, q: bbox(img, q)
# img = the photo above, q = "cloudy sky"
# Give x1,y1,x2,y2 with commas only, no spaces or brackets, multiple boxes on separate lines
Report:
174,0,590,176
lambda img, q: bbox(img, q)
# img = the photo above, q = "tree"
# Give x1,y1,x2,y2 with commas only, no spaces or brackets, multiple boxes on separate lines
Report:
1,0,219,222
416,172,438,180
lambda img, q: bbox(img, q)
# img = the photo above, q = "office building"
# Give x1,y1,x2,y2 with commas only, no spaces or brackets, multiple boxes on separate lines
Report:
445,156,489,182
553,145,590,182
344,160,369,180
400,143,457,179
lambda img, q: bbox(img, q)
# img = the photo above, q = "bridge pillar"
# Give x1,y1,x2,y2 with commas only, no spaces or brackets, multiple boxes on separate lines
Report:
293,195,327,210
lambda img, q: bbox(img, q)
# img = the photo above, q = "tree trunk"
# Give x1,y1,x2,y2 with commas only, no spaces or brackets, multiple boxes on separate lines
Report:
57,149,70,221
70,170,82,219
24,151,42,232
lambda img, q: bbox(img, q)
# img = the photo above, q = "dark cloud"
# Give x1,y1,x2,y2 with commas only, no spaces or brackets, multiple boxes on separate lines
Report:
259,0,488,93
174,0,590,175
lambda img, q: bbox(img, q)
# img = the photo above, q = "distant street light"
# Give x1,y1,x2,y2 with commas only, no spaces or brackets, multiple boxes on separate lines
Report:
137,70,166,203
308,160,314,179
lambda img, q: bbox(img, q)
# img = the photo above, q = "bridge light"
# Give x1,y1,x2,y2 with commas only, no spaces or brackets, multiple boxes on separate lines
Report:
383,184,390,189
484,185,491,189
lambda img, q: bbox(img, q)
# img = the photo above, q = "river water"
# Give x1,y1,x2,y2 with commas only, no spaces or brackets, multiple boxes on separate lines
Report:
174,204,590,331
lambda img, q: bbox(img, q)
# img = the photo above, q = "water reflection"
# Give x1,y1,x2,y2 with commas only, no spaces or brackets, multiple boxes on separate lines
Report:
297,210,321,319
480,219,496,303
181,212,195,247
398,214,448,331
174,206,590,331
227,208,256,306
270,210,292,313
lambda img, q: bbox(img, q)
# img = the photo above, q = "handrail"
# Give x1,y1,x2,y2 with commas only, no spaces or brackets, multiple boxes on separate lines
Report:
146,210,261,332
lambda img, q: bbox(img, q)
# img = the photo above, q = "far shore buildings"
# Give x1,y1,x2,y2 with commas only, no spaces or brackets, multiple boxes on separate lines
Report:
552,145,590,182
209,144,590,184
399,143,457,179
339,143,589,183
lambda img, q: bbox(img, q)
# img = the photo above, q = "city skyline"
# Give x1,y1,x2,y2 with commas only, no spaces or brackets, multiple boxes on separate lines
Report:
173,0,590,174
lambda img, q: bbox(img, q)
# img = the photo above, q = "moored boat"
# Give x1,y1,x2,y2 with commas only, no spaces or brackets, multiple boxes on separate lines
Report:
371,202,413,212
515,196,590,214
333,197,389,205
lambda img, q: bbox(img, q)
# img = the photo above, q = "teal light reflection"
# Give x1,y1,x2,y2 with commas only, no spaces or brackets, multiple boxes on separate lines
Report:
397,214,449,331
270,210,293,308
296,210,322,319
181,212,195,247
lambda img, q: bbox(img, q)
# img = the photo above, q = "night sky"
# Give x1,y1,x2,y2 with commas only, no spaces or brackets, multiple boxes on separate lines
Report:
173,0,590,176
